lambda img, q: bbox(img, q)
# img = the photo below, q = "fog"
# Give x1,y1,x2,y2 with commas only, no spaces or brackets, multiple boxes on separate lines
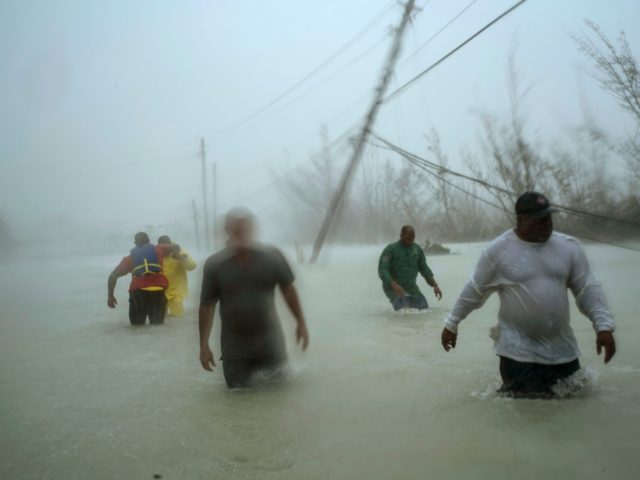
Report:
2,1,640,479
1,0,640,246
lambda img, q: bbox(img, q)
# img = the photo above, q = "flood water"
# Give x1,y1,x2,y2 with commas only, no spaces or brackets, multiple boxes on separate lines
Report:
1,242,639,480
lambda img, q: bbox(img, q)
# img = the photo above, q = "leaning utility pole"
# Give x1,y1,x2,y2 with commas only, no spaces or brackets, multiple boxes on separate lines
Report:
309,0,415,263
211,161,219,250
200,138,211,251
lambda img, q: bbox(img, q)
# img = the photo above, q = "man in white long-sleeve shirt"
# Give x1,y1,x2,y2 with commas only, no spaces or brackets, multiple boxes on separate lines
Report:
441,191,616,397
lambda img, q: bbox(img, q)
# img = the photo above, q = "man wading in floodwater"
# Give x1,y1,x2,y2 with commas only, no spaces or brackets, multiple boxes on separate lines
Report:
107,232,180,326
441,192,616,398
198,208,310,388
379,225,443,311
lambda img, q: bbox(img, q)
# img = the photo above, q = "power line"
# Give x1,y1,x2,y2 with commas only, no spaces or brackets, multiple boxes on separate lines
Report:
369,133,640,229
229,0,448,135
230,1,397,130
400,0,480,67
371,133,511,193
368,138,511,211
230,33,391,135
395,146,640,253
384,0,528,103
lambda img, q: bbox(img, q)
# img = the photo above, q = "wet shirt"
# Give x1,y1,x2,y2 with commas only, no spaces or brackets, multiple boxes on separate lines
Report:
200,246,294,360
378,241,434,301
444,230,615,364
115,244,172,292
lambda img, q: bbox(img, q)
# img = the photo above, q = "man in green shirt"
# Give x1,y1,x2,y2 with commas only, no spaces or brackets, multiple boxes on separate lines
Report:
378,225,443,311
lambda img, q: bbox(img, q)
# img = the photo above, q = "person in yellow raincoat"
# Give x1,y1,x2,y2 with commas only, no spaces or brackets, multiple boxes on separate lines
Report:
158,235,197,317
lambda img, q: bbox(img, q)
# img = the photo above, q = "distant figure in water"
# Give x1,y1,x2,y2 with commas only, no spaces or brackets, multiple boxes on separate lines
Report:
157,235,196,317
198,208,310,389
107,232,180,325
441,192,617,398
378,225,443,311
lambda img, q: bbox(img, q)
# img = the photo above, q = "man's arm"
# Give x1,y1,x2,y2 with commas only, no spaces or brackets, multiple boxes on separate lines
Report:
441,249,497,351
426,276,443,300
378,246,393,283
280,283,309,351
568,243,616,364
199,303,216,370
418,250,442,300
379,246,404,296
271,248,309,351
199,257,219,370
107,265,127,308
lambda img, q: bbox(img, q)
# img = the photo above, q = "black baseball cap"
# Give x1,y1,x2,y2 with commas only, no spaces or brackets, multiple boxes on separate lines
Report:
515,191,557,218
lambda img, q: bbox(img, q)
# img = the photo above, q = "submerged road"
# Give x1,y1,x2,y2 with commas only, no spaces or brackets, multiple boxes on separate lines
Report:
1,243,639,479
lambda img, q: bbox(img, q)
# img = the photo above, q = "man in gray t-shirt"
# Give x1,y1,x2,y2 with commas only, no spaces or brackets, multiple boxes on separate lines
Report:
198,208,309,388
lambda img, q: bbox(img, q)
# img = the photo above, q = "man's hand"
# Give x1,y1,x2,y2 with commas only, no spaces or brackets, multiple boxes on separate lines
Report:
199,346,216,371
596,330,616,364
441,327,457,352
391,281,405,297
107,295,117,308
296,322,310,351
433,285,443,300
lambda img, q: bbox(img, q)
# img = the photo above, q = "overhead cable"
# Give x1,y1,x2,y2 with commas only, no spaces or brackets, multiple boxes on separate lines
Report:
383,0,528,103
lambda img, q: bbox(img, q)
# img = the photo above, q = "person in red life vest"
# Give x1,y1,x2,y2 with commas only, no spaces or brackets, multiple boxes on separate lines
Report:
107,231,180,326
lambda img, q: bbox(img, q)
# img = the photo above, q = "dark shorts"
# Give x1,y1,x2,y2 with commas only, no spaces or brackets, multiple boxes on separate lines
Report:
392,293,429,311
498,356,581,398
222,355,287,389
129,289,167,326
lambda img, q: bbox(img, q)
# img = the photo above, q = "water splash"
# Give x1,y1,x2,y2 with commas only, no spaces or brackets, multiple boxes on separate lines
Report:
551,366,599,398
471,366,600,400
394,308,426,316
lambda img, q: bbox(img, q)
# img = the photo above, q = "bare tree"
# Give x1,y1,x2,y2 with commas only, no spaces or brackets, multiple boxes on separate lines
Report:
423,130,459,237
464,57,552,221
574,20,640,184
281,125,341,236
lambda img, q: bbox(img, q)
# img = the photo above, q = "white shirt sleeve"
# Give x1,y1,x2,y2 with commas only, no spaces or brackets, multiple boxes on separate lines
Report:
568,243,615,332
444,249,499,333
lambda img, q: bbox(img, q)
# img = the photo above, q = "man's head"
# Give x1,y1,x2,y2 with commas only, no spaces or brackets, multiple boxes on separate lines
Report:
158,235,171,244
515,191,556,243
400,225,416,246
134,232,150,247
225,207,255,249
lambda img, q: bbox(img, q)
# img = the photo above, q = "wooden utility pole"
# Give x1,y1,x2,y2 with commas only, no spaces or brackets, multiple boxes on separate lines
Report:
211,161,219,250
200,138,211,251
309,0,415,263
191,199,201,251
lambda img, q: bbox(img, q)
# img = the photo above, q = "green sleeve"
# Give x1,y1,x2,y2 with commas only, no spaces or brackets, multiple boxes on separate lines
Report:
418,248,434,280
378,245,393,283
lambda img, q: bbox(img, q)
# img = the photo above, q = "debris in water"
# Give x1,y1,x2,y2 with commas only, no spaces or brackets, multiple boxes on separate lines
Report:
421,239,451,255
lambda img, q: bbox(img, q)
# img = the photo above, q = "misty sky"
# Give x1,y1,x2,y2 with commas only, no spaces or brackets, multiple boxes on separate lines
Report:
1,0,639,239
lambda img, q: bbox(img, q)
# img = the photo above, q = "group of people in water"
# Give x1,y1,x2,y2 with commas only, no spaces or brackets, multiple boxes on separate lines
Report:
107,233,196,325
107,191,617,398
